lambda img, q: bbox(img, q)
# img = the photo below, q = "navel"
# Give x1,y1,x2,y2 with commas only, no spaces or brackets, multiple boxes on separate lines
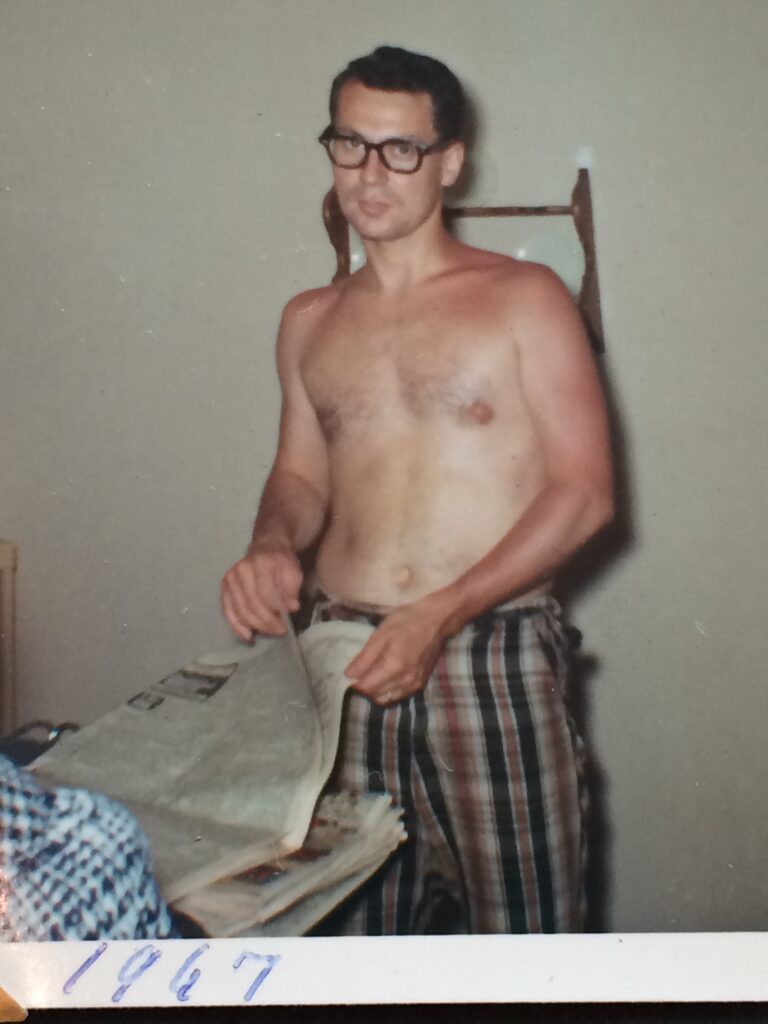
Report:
394,565,413,589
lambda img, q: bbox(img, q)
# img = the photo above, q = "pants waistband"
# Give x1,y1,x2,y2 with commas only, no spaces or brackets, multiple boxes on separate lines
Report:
309,589,562,630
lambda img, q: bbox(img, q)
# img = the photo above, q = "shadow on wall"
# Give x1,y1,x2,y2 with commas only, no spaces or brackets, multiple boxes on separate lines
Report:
568,642,611,932
557,355,634,932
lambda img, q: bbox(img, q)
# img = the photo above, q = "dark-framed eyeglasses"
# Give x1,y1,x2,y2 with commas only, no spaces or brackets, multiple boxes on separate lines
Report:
318,126,449,174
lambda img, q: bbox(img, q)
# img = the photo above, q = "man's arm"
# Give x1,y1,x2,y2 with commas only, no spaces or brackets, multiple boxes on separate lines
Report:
348,266,613,701
437,265,613,631
221,293,330,639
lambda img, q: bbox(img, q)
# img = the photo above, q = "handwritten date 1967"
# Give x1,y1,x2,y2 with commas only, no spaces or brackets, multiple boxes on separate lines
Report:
63,941,281,1004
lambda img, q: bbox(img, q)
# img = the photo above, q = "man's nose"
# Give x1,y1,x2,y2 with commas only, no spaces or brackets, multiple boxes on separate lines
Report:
360,148,388,184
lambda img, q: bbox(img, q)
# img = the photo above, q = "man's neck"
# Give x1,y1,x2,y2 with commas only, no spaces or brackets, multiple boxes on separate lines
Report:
360,215,464,293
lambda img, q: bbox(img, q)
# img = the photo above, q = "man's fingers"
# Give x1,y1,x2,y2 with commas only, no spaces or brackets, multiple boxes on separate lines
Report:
225,567,272,633
226,566,263,632
275,559,302,613
222,562,285,636
253,556,301,621
258,561,299,630
221,547,304,640
353,668,411,705
374,689,402,707
351,654,408,696
345,637,382,679
221,589,255,642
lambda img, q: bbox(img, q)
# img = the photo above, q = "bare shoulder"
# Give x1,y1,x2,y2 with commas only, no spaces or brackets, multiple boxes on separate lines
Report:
489,259,587,355
454,248,569,305
280,283,339,337
276,282,346,367
476,254,572,307
451,248,579,338
508,258,573,302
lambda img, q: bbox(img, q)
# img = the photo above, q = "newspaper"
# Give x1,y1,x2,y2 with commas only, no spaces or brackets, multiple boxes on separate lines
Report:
240,861,386,938
175,791,405,937
32,618,378,903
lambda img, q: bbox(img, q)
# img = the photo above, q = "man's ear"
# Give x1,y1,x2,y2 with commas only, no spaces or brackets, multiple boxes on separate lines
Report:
441,141,465,188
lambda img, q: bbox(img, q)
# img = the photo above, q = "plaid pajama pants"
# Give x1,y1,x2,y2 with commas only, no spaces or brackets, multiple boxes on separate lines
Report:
309,594,587,935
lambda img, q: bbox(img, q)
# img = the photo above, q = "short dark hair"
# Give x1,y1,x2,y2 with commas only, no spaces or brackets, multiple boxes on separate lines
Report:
329,46,467,143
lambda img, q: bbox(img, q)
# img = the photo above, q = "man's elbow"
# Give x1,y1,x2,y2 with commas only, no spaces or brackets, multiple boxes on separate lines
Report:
583,483,614,539
270,464,329,507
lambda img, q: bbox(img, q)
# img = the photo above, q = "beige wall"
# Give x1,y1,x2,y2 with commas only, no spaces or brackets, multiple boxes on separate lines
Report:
1,0,766,932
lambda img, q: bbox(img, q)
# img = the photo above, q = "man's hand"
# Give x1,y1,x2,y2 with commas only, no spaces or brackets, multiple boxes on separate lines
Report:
345,596,452,706
221,542,303,640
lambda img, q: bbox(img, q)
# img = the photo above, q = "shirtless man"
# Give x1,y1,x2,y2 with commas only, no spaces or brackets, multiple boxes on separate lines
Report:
221,46,613,934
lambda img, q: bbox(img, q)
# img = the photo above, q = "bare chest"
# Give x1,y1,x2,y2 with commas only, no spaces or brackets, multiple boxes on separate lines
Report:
302,314,518,439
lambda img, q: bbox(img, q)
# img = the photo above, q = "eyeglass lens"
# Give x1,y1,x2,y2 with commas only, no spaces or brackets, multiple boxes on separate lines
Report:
328,136,423,173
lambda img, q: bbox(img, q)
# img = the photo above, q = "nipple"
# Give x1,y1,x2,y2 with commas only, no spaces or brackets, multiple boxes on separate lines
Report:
466,400,494,425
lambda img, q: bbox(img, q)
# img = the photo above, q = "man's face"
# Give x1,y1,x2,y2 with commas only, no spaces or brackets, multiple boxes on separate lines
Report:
331,80,464,243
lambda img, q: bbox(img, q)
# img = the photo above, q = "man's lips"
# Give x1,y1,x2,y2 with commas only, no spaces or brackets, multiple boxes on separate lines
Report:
358,198,390,216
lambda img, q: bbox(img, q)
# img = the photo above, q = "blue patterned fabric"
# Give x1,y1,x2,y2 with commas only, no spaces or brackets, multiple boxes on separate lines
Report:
0,755,175,941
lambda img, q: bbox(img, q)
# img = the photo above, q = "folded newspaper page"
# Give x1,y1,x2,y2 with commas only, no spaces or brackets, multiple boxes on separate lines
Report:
239,862,386,938
175,791,406,936
32,619,376,903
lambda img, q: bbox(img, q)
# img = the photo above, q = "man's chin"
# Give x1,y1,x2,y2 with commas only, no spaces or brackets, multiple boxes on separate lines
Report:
356,225,404,243
348,213,406,243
